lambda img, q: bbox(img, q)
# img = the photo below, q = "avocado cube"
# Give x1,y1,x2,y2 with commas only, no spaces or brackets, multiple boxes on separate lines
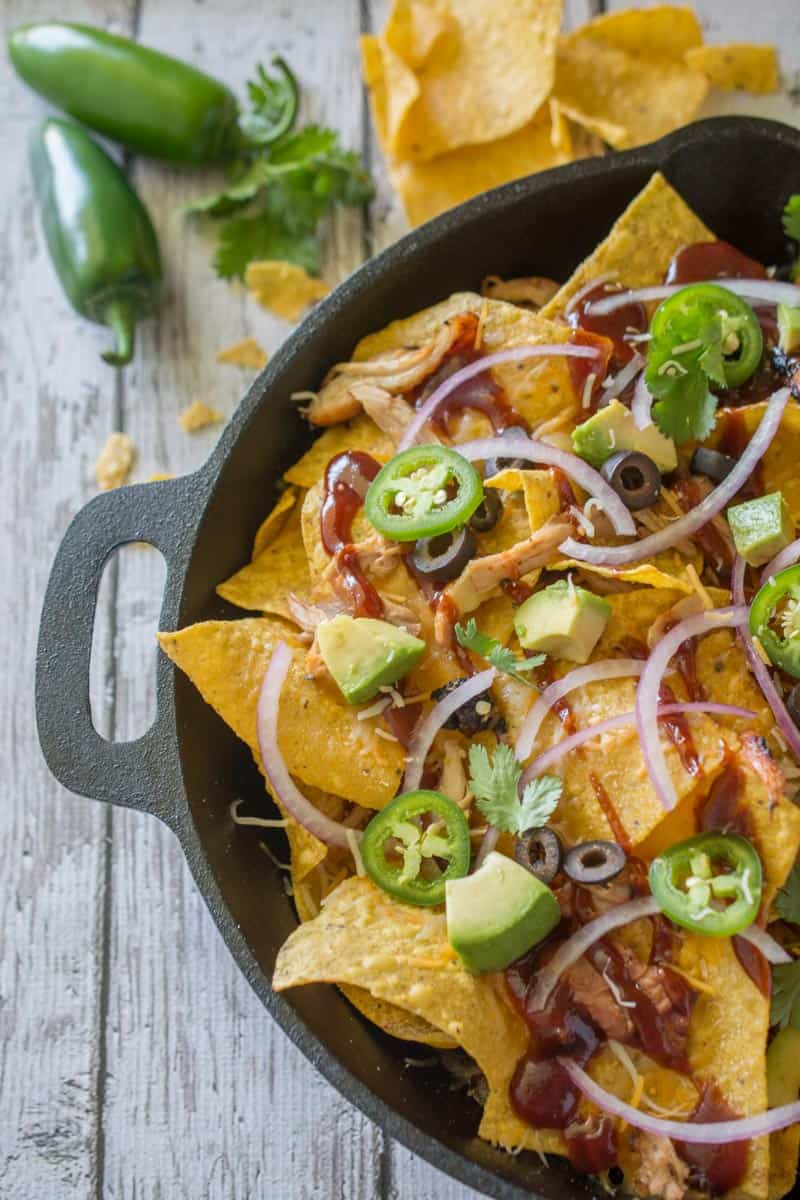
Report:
571,398,677,473
778,304,800,355
317,614,425,705
513,580,611,664
446,851,561,973
727,491,794,568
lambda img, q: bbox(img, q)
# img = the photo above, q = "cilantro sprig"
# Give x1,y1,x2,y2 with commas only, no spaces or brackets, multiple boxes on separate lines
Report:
645,315,734,444
185,61,373,280
776,858,800,925
455,619,544,687
772,959,800,1031
468,743,562,835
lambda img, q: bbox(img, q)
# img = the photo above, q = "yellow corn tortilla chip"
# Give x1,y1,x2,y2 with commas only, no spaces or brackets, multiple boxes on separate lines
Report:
157,617,404,808
251,487,299,558
342,985,458,1049
245,260,330,323
580,5,703,60
365,0,562,164
284,414,395,490
543,173,714,319
217,500,311,621
274,876,528,1091
384,0,454,70
708,403,800,523
216,336,269,369
686,44,780,95
553,556,697,594
94,432,135,492
178,400,222,433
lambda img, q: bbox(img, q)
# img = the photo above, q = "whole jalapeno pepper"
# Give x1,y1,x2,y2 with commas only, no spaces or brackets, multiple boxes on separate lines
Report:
31,118,161,367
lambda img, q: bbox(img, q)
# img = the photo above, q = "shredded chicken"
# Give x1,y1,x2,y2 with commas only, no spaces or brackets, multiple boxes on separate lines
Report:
739,732,784,812
631,1133,689,1200
350,381,412,440
320,534,403,585
435,517,574,640
307,313,477,426
564,958,635,1041
481,274,560,311
438,737,469,808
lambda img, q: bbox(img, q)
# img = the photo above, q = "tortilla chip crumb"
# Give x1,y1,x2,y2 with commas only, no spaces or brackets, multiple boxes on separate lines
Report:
94,432,135,491
245,260,330,323
179,400,223,434
216,337,269,370
147,472,173,482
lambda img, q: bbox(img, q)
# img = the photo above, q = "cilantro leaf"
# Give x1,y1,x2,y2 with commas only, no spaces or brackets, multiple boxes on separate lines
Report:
214,212,319,280
771,959,800,1030
455,619,544,687
776,859,800,924
239,57,299,148
468,743,561,835
649,367,718,444
782,195,800,243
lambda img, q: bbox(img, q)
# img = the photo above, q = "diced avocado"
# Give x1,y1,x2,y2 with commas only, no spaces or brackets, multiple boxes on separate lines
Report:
778,303,800,355
446,851,560,973
513,580,611,664
767,1027,800,1107
317,614,424,705
572,398,677,473
727,491,794,568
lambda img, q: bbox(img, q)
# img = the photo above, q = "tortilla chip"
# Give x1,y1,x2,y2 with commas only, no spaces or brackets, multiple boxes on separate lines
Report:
342,985,458,1049
364,0,562,164
216,336,269,369
251,487,300,558
245,260,330,323
553,556,697,594
285,414,395,490
217,500,311,621
543,173,714,320
157,617,404,808
384,0,454,70
580,5,703,61
709,403,800,523
686,44,780,94
179,400,222,433
94,432,135,491
274,876,528,1092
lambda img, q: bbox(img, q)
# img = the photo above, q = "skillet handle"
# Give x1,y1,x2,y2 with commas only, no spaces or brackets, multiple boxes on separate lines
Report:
35,474,204,822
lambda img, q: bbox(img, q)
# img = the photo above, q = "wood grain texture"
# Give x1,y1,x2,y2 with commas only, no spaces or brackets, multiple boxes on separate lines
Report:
3,0,799,1197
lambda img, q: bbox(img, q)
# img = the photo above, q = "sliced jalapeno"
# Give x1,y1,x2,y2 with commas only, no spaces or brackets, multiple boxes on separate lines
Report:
750,565,800,679
648,283,763,390
364,445,484,543
361,790,471,907
649,832,762,936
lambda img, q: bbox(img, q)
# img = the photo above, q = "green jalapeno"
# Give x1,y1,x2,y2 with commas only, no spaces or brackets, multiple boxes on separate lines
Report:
648,282,763,390
750,565,800,679
361,790,471,907
649,832,762,936
364,445,484,543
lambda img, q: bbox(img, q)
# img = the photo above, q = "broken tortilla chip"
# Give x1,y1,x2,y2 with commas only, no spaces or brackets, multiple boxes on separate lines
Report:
179,400,222,433
708,403,800,524
579,5,703,61
686,43,780,94
216,337,269,370
284,414,395,490
245,260,330,323
384,0,454,70
251,487,300,558
94,432,135,491
217,499,311,622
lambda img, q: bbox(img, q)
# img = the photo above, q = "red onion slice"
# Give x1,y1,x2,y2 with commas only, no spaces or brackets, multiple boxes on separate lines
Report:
521,701,755,783
457,434,636,537
732,556,800,759
587,278,800,318
515,659,646,762
631,372,654,430
473,826,499,870
560,1058,800,1143
256,641,353,848
403,667,496,792
397,344,601,452
637,608,750,811
739,924,792,965
761,537,800,585
560,387,790,567
602,351,644,399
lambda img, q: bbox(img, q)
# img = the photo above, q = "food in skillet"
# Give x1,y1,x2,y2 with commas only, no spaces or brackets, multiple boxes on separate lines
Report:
159,173,800,1199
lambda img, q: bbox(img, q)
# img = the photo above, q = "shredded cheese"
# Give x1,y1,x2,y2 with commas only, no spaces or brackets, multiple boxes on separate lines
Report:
229,799,289,829
581,372,597,409
752,635,772,666
346,829,365,876
671,338,703,355
357,696,392,720
290,390,318,404
684,563,714,610
375,727,399,742
666,962,716,996
659,486,685,520
474,297,489,350
570,504,595,539
258,841,291,872
602,964,636,1008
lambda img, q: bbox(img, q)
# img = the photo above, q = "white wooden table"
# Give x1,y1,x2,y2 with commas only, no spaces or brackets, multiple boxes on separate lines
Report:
2,2,799,1197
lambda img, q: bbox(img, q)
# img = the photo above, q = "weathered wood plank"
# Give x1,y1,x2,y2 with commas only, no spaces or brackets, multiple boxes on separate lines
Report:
0,1,135,1196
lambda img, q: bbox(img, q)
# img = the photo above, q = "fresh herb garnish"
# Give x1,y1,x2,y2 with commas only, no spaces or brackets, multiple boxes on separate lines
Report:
455,618,544,687
185,63,373,280
771,959,800,1031
782,195,800,243
468,743,562,835
776,858,800,924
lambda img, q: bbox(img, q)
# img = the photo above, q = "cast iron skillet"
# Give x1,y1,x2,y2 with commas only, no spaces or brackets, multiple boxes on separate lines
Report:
36,117,800,1199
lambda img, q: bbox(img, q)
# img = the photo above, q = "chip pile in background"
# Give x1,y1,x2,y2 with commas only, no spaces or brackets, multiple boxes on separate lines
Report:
362,1,779,227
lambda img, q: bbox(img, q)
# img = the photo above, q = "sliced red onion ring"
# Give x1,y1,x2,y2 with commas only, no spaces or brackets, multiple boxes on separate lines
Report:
561,1058,800,1143
564,273,616,315
586,278,800,318
403,667,496,792
761,537,800,585
531,896,661,1010
457,434,636,537
631,372,654,431
560,387,790,567
257,642,353,848
515,659,646,762
397,344,601,452
637,608,750,811
521,701,755,783
473,826,499,870
732,555,800,759
602,351,644,399
739,924,792,965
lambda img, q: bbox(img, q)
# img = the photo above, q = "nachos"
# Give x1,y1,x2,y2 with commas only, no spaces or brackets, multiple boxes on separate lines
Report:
159,173,800,1199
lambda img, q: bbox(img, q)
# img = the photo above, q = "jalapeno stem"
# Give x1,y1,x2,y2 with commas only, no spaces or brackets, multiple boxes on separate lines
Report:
101,297,137,367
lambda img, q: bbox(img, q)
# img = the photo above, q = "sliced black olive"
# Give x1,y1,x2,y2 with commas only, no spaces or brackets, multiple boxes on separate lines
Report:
431,678,505,735
772,345,800,400
485,426,527,477
787,684,800,730
469,489,503,533
563,840,626,886
690,446,737,483
600,450,660,511
514,826,562,885
410,525,476,583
